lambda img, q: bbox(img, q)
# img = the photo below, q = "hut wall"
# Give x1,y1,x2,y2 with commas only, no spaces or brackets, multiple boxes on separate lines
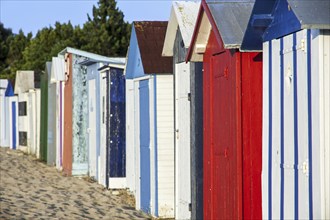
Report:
262,29,330,219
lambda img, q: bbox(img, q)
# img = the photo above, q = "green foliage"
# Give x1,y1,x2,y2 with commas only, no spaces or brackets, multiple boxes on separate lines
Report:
81,0,131,56
22,22,78,73
0,0,131,81
0,23,13,78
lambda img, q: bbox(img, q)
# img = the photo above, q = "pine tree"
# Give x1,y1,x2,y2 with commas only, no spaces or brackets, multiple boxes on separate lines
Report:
81,0,131,57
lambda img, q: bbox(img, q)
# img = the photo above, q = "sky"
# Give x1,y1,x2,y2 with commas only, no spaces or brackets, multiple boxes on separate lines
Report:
0,0,173,35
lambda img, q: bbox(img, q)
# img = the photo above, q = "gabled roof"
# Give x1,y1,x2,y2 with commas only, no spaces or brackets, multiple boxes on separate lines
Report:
0,79,13,96
288,0,330,29
134,21,173,74
162,1,200,56
241,0,330,51
58,47,126,65
206,0,255,48
14,71,34,94
5,80,14,97
187,0,255,61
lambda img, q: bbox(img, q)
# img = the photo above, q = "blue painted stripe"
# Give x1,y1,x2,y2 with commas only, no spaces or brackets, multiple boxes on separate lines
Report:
307,29,313,219
154,75,159,216
12,102,16,150
268,40,273,220
280,38,284,220
293,33,299,220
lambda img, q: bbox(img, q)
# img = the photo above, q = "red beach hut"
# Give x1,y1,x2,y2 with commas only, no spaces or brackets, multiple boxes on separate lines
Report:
186,0,262,219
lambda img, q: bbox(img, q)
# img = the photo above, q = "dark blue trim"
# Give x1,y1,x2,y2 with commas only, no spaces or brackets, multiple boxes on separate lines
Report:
263,0,301,41
5,80,14,97
268,40,273,220
12,102,16,150
280,38,284,220
307,29,313,219
293,33,299,220
154,75,159,216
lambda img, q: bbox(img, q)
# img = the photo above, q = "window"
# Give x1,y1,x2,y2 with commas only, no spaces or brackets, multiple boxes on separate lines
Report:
19,102,27,116
19,132,27,146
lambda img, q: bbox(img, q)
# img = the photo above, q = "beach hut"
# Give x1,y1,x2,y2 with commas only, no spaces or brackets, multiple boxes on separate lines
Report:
241,0,330,219
57,47,125,177
84,58,126,188
186,1,263,219
0,79,10,147
126,21,174,218
0,80,17,149
162,2,203,220
14,71,41,157
39,62,50,162
46,57,66,169
39,60,62,166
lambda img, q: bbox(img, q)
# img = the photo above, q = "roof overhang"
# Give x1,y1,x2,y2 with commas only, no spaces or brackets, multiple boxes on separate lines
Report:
162,1,200,57
162,5,178,57
58,47,126,65
186,2,213,62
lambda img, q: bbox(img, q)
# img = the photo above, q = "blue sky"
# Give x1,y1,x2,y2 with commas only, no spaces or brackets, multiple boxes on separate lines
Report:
0,0,173,35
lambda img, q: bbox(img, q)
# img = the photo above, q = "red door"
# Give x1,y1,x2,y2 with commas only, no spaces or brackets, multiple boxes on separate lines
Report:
203,30,262,220
203,30,242,220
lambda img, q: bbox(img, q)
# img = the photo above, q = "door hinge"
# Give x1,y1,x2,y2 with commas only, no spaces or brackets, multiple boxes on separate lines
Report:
188,93,191,101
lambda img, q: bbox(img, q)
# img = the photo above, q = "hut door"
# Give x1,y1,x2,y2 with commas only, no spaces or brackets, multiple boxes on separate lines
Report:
139,79,151,213
209,53,241,219
107,67,126,188
175,63,191,219
28,91,36,155
88,78,97,179
99,72,107,187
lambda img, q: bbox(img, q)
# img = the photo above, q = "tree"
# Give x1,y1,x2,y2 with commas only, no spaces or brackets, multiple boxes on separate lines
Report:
6,30,32,75
22,22,78,73
81,0,131,57
0,22,13,76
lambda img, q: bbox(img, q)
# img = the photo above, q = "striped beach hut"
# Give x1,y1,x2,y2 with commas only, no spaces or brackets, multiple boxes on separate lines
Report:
162,2,203,220
241,0,330,219
186,0,263,219
125,21,174,218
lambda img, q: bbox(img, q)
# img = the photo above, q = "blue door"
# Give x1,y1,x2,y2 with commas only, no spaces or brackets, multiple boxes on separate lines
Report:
12,102,16,150
139,80,151,213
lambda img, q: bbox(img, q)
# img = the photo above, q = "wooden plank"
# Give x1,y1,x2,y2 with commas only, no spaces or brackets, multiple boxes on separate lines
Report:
282,33,295,219
156,74,174,218
175,62,191,220
262,41,270,219
271,38,281,220
296,29,310,219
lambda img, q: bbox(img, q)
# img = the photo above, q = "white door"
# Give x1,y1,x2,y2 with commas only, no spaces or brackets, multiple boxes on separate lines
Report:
126,79,136,193
99,72,107,187
88,78,97,179
175,63,191,219
28,90,36,155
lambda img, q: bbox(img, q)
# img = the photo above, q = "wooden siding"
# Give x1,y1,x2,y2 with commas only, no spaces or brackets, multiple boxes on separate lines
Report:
63,53,73,176
156,74,174,218
262,29,330,219
203,30,262,220
190,62,204,220
174,62,191,220
125,79,136,193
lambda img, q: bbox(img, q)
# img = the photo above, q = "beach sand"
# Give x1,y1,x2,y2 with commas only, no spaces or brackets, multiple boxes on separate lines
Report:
0,147,151,220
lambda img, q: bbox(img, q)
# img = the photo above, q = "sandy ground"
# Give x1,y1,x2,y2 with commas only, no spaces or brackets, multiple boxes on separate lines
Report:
0,147,151,220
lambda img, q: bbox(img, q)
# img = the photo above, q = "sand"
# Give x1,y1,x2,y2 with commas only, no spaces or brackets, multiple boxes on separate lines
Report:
0,147,151,220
